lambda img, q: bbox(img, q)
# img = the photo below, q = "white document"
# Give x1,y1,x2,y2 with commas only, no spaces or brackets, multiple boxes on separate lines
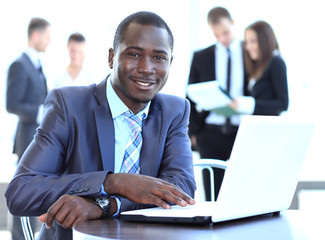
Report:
187,80,232,110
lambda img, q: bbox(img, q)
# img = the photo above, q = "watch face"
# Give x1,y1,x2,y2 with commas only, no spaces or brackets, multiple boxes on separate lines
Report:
98,198,109,207
96,197,111,217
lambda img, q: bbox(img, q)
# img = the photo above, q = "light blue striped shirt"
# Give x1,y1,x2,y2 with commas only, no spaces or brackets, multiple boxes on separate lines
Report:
106,75,150,173
102,76,150,215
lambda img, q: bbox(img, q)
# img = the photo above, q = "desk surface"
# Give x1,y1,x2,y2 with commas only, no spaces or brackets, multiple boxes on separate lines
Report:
73,210,324,240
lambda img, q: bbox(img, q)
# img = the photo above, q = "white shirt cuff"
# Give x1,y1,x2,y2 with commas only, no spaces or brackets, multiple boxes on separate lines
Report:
101,184,121,216
36,104,44,124
237,96,255,114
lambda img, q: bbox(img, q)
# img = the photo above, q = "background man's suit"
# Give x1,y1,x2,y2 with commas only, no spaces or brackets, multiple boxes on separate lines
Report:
188,44,248,146
5,78,196,239
7,52,48,159
6,52,47,240
187,44,248,200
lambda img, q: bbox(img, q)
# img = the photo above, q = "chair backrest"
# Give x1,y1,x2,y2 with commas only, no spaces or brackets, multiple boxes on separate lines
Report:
20,216,34,240
193,159,228,201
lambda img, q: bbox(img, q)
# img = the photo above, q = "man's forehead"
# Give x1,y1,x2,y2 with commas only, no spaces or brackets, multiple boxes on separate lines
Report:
122,23,171,51
125,23,167,36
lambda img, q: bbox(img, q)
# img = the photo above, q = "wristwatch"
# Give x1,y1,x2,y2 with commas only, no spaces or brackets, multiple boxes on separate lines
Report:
95,196,111,218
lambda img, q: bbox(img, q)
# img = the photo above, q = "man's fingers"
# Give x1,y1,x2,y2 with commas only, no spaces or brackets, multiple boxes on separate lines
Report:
148,194,171,209
55,208,74,229
44,195,70,228
158,182,195,205
39,213,47,223
45,200,64,229
153,188,189,207
108,173,195,208
60,211,77,229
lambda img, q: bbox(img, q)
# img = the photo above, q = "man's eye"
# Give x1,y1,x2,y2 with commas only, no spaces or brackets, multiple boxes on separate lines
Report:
154,56,166,61
128,52,140,58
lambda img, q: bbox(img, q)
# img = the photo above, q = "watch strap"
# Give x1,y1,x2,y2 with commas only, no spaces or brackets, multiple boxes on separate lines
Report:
95,196,111,218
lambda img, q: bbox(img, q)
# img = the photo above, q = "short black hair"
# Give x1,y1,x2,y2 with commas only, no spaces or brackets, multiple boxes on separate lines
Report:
28,17,50,38
207,7,232,25
68,32,86,44
113,11,174,52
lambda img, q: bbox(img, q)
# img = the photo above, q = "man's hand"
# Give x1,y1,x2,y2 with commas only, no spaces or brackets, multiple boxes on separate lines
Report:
228,99,239,111
104,173,195,209
39,195,101,229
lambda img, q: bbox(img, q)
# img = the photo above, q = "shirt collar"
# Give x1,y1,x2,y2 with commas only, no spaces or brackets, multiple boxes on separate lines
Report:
216,38,241,52
106,75,150,119
24,47,42,68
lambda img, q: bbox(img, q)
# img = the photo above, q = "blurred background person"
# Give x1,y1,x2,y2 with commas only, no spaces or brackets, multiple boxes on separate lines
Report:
6,17,51,240
187,7,248,201
229,20,288,116
51,32,95,89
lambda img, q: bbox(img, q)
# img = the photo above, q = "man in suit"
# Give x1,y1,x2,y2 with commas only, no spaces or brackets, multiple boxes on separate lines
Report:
5,11,196,240
187,7,248,200
6,17,50,240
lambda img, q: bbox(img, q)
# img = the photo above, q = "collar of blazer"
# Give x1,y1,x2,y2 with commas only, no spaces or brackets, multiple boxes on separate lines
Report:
21,53,44,83
93,77,115,171
93,76,161,175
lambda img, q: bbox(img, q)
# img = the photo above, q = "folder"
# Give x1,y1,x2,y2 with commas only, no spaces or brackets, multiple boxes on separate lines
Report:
187,80,240,117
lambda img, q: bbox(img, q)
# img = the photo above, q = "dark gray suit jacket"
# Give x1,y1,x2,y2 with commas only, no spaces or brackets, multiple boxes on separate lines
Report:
5,78,196,239
250,55,288,115
6,53,47,158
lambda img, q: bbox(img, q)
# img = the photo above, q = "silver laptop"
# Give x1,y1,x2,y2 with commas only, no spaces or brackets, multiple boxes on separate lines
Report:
121,116,315,225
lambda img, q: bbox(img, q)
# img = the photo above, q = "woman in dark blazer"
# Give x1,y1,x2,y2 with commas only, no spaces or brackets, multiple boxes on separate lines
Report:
229,21,288,115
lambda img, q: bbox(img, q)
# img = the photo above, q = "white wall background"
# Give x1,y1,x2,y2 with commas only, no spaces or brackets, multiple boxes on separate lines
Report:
0,0,324,180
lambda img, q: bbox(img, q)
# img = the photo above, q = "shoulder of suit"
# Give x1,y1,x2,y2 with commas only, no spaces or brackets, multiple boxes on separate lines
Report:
194,44,215,55
54,83,96,95
151,93,188,118
8,53,34,75
268,55,286,70
154,93,187,107
50,84,96,102
10,53,28,66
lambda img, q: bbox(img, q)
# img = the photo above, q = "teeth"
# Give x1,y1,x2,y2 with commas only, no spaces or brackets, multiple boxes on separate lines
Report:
137,81,151,86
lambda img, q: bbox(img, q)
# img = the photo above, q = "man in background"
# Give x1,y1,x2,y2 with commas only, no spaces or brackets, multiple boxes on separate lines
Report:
187,7,248,200
52,32,95,89
6,17,51,240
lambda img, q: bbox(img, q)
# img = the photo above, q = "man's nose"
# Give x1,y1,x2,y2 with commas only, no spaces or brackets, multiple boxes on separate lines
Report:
137,57,155,75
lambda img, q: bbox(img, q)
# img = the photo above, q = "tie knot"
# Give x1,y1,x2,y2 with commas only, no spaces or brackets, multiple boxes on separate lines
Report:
124,111,144,132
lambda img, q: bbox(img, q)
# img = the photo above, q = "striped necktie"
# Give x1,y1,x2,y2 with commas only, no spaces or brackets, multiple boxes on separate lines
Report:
120,111,145,174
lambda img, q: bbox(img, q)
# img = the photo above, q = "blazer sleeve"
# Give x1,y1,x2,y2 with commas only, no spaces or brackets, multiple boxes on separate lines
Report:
253,57,289,115
6,61,40,123
5,89,107,216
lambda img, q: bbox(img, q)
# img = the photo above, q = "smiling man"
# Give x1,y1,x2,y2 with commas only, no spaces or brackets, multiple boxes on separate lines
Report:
5,11,196,240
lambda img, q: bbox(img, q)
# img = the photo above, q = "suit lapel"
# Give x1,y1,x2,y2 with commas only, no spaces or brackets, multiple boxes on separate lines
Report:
22,53,40,81
22,53,48,100
140,99,161,176
93,79,115,171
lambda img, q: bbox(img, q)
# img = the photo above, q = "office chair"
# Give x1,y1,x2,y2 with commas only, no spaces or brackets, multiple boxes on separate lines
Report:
193,158,228,202
20,216,34,240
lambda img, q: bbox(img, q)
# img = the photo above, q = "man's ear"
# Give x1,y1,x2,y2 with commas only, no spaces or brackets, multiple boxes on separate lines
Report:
170,56,174,65
29,31,40,43
108,48,114,69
